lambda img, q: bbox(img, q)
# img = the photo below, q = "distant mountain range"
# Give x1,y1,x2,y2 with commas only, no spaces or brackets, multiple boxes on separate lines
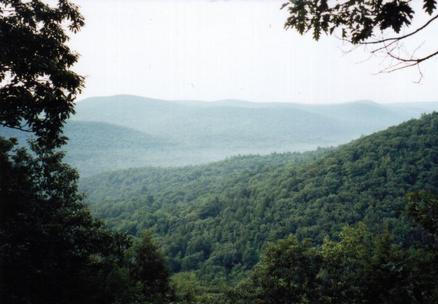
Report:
2,95,437,176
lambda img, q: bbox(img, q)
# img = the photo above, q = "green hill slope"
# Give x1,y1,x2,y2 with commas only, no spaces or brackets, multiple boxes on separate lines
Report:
82,113,438,282
63,121,175,176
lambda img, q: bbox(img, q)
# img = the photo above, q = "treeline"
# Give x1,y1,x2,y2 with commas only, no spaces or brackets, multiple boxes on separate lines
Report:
83,113,438,284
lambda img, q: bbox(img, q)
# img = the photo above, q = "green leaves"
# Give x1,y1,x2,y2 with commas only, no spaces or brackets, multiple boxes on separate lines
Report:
407,192,438,237
233,223,438,304
128,231,173,303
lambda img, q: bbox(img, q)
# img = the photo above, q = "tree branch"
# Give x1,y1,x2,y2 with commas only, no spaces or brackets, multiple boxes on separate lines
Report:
361,14,438,46
387,49,438,63
2,125,33,133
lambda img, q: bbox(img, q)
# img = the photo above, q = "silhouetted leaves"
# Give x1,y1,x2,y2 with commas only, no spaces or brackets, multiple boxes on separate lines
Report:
283,0,432,44
0,0,84,148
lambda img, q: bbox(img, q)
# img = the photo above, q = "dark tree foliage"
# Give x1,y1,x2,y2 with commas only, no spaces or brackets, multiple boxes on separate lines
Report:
128,231,174,304
248,236,322,304
0,137,136,304
0,2,176,303
0,0,84,148
229,223,438,304
407,192,438,237
282,0,438,72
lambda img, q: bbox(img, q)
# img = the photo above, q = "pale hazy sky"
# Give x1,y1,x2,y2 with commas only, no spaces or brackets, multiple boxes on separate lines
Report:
69,0,438,104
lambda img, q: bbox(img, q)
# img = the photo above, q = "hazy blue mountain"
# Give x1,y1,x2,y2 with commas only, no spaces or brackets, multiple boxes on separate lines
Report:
3,95,437,176
72,96,438,169
74,97,438,143
0,121,175,176
62,121,175,176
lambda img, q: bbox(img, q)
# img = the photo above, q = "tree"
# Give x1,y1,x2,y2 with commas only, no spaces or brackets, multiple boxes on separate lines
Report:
407,192,438,238
127,231,174,304
0,0,84,148
0,138,133,304
243,236,323,304
230,222,438,304
319,223,431,304
282,0,438,74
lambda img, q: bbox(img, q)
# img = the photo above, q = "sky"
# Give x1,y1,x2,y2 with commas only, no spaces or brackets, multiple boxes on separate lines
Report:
69,0,438,104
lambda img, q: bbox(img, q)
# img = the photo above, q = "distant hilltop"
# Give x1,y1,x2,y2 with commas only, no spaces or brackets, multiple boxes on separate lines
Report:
2,94,438,177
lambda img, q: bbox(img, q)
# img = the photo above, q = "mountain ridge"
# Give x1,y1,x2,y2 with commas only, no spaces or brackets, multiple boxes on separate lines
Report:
3,95,438,177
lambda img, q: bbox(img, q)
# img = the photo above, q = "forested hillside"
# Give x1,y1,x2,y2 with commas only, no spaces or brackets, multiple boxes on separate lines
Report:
82,112,438,283
63,122,174,176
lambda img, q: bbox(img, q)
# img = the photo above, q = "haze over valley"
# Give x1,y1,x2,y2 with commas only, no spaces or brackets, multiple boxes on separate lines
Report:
67,96,438,176
4,95,437,177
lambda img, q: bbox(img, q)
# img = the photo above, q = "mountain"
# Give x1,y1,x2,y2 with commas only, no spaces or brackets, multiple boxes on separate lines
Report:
0,121,174,177
73,96,428,147
69,95,438,175
63,121,174,177
81,112,438,282
3,95,438,176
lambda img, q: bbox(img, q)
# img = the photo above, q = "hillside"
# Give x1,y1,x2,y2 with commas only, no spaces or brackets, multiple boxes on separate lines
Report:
63,121,174,176
0,121,176,177
3,96,438,177
3,96,437,177
70,96,438,174
82,112,438,282
74,96,435,148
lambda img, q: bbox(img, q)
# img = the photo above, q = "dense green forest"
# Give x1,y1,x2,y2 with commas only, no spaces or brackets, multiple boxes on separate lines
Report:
82,113,438,287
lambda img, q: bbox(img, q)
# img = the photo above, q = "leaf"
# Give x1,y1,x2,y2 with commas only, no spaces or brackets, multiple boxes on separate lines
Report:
423,0,437,15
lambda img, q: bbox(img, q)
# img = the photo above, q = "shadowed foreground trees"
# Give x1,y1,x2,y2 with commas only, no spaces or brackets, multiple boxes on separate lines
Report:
0,138,173,303
127,232,174,303
0,0,85,148
0,1,175,303
0,138,126,303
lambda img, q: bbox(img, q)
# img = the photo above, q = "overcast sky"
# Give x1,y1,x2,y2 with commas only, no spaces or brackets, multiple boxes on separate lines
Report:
69,0,438,104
